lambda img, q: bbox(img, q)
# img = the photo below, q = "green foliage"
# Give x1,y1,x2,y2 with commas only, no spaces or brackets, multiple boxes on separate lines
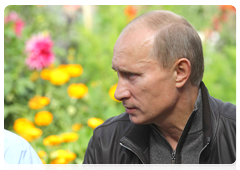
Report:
4,5,236,164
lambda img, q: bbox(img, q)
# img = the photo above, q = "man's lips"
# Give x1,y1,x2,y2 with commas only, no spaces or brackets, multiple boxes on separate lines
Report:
124,106,137,114
123,102,138,114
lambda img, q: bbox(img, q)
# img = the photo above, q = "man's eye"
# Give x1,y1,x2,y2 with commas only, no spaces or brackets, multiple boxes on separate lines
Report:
129,73,135,77
128,73,137,79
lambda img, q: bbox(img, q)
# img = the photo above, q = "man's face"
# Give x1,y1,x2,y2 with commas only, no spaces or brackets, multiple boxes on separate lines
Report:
112,27,178,125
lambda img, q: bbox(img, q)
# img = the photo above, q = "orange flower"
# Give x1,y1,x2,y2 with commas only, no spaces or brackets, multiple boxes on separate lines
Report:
65,64,83,77
60,132,79,143
49,159,59,169
71,123,83,132
87,117,104,129
28,95,50,110
43,135,63,146
124,5,137,20
50,150,76,164
13,118,35,133
13,118,42,141
40,69,52,80
49,68,70,85
35,111,53,126
109,84,121,102
38,150,47,158
67,83,88,99
220,5,236,12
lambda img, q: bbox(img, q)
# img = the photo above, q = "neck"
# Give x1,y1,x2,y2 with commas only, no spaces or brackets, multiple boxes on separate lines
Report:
154,83,199,150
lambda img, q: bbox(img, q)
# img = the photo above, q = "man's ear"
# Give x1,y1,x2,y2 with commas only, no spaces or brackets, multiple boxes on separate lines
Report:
173,58,191,88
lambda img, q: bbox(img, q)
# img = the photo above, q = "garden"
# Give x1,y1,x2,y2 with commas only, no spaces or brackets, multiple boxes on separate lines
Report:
4,5,236,164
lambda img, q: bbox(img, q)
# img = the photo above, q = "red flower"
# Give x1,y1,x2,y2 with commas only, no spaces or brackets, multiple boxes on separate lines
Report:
25,33,55,70
124,5,137,20
14,19,25,37
220,5,236,12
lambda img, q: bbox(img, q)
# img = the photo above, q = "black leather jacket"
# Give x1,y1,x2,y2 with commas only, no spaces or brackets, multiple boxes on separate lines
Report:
83,82,236,164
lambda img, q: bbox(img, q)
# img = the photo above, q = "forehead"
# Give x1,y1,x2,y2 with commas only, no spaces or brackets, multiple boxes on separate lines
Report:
112,27,158,71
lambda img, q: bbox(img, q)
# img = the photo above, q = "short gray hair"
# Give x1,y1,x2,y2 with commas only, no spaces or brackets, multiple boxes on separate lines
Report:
124,10,204,86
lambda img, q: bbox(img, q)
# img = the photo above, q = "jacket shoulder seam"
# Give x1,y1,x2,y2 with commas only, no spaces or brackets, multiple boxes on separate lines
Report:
220,114,235,121
95,119,131,130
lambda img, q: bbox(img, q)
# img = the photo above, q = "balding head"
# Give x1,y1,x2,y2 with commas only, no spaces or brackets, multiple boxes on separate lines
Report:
119,10,204,86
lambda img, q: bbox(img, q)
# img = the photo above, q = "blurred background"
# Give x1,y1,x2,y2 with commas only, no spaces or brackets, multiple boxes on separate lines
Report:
4,5,236,164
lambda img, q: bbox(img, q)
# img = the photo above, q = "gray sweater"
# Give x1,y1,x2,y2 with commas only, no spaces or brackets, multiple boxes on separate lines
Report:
149,88,203,164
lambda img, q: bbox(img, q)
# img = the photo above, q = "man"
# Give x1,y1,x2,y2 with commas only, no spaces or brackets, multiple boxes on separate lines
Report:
4,129,43,164
83,10,236,164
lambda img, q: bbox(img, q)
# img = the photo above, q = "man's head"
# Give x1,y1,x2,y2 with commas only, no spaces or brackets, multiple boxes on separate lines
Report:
123,10,204,86
112,10,204,125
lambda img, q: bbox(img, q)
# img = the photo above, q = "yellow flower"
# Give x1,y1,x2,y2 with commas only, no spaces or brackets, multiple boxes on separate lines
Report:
63,150,76,162
60,132,78,143
28,95,50,110
13,118,35,133
35,111,53,126
24,127,43,139
71,123,82,132
50,157,67,164
40,69,52,80
109,84,121,102
49,159,59,169
67,83,88,99
65,64,83,77
38,150,47,158
13,118,42,141
43,135,63,146
50,150,76,164
29,71,39,82
49,68,70,85
87,117,104,129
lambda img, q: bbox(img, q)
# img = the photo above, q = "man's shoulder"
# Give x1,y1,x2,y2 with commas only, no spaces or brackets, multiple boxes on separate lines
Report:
4,129,30,150
209,96,236,121
96,112,131,130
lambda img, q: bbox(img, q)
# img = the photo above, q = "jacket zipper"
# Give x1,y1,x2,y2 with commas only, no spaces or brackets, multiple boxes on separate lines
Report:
120,142,144,164
172,150,176,164
198,143,209,163
151,125,178,164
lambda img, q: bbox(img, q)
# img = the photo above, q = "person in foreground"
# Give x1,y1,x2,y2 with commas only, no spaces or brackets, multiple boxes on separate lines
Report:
83,10,236,164
4,129,43,164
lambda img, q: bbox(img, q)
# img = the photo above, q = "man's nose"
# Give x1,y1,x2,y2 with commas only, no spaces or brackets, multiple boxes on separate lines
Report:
114,81,131,101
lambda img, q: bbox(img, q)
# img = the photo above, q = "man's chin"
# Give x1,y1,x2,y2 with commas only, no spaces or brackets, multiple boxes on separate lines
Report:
128,114,146,125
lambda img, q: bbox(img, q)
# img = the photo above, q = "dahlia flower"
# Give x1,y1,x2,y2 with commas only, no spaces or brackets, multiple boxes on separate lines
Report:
25,33,54,70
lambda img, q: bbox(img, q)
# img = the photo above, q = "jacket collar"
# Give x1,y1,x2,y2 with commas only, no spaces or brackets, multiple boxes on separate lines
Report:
121,81,214,163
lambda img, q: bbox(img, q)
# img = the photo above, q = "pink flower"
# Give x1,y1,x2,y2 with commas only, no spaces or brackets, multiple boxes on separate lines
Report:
4,11,25,37
4,11,19,23
25,33,54,70
14,19,25,37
